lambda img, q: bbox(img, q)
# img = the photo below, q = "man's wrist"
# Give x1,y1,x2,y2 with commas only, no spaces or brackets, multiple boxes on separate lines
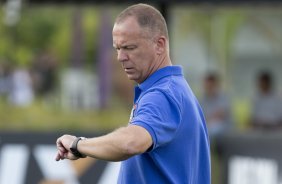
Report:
70,137,87,158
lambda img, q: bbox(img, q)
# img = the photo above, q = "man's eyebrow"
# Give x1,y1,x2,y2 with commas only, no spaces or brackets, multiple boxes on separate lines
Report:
114,44,136,49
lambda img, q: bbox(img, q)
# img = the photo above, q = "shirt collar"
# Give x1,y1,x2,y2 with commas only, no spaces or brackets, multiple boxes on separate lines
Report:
138,65,183,91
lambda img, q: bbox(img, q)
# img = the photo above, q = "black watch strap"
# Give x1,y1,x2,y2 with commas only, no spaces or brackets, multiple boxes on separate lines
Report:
70,137,86,158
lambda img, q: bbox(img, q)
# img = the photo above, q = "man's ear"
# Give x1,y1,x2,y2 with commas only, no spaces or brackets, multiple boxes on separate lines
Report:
155,36,166,55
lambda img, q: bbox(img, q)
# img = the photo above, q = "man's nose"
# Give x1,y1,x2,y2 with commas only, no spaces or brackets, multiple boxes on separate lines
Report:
117,50,128,62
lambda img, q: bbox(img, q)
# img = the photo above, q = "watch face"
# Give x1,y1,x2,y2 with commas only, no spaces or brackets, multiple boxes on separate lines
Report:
70,147,82,157
70,147,75,152
70,138,86,158
70,147,77,154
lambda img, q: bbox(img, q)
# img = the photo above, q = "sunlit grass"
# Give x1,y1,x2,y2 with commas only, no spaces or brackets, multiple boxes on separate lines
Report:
0,98,130,132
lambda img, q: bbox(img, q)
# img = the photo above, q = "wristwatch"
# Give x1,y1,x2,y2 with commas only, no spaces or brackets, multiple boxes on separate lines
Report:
70,137,87,158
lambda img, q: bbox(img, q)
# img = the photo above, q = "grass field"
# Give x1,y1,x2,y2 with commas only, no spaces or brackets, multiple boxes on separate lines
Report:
0,97,130,132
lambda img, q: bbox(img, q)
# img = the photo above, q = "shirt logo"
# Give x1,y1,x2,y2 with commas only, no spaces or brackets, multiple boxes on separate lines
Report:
129,103,137,123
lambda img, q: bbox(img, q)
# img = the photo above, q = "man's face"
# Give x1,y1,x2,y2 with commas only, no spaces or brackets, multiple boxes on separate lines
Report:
112,17,157,84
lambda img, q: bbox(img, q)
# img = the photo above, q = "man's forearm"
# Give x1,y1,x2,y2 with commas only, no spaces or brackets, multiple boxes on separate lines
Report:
77,125,152,161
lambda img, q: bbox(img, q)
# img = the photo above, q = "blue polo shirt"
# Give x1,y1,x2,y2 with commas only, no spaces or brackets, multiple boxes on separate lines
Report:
118,66,211,184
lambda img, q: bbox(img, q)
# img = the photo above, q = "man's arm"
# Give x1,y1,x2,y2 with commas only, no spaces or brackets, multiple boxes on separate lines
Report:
55,125,152,162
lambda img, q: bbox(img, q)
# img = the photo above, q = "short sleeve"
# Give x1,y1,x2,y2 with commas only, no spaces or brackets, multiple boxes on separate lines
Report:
130,90,181,151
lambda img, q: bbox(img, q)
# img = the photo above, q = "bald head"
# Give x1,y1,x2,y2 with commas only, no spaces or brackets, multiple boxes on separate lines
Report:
115,4,169,40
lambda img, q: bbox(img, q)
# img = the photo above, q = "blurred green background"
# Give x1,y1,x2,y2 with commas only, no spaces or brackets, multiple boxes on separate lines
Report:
0,5,132,132
0,4,281,132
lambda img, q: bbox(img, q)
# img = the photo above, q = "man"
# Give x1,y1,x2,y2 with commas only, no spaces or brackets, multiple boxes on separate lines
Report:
200,72,231,139
250,71,282,130
56,4,211,184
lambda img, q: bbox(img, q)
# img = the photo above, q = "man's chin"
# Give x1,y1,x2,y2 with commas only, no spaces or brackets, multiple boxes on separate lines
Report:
127,75,135,80
127,75,139,83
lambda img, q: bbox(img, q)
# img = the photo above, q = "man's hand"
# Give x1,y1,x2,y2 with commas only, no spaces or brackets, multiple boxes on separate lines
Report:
55,135,79,161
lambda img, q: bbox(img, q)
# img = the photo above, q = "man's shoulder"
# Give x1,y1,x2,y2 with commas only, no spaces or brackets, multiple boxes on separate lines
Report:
151,73,185,91
139,79,184,107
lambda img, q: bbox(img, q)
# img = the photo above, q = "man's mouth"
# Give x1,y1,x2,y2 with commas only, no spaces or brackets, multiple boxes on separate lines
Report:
124,67,133,71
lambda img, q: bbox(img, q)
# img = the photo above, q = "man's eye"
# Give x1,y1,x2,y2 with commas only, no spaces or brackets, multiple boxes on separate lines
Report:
125,46,136,50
